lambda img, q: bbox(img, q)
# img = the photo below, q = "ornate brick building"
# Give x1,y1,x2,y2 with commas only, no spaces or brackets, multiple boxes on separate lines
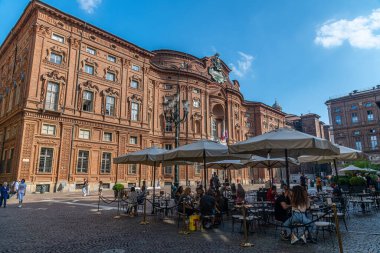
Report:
326,87,380,162
0,1,285,192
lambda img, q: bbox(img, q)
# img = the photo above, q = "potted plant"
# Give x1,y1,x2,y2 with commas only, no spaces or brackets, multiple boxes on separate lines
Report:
349,176,366,193
338,177,350,192
112,183,124,198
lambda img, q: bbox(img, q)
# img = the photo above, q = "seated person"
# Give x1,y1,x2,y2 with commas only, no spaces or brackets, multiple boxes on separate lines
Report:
174,186,184,204
275,185,291,239
332,183,342,197
178,187,195,216
236,183,245,204
127,187,138,216
283,185,316,244
195,186,204,202
199,190,220,227
266,185,277,203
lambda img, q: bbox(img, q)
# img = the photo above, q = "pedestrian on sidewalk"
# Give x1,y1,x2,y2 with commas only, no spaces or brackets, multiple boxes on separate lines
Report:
82,178,88,197
0,182,10,208
17,179,26,208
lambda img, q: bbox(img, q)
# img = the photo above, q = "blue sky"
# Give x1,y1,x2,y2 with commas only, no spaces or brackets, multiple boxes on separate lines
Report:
1,0,380,123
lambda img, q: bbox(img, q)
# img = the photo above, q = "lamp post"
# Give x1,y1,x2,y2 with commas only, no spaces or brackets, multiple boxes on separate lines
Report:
164,63,189,187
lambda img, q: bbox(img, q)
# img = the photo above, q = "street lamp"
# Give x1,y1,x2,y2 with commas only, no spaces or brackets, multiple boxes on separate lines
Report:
164,63,189,187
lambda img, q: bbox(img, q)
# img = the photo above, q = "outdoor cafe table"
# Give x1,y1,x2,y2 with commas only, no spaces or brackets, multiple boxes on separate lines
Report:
350,193,373,213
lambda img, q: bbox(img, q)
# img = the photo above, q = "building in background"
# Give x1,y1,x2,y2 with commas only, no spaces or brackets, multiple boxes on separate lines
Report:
0,1,286,192
326,86,380,163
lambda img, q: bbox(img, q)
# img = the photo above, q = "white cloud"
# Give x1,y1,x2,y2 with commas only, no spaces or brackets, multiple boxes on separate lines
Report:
230,52,254,77
77,0,102,14
315,9,380,49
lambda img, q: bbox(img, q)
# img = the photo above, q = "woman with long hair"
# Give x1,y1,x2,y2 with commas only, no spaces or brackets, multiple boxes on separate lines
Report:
282,185,316,244
236,183,246,204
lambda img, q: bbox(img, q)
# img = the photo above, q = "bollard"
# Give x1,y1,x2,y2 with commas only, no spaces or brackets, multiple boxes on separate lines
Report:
240,205,254,247
332,204,344,253
179,202,189,235
96,195,101,214
140,197,149,225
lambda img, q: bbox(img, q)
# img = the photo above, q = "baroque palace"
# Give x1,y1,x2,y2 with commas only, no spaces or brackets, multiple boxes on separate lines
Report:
0,1,286,192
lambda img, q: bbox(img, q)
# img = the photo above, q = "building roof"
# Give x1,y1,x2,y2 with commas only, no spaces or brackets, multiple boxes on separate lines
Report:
326,85,380,104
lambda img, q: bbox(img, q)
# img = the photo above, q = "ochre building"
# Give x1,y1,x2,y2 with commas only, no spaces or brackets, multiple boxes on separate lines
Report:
0,1,285,192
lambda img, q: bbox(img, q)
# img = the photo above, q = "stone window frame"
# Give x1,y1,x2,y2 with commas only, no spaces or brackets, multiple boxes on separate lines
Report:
107,55,116,63
41,123,57,136
81,58,98,76
51,33,65,43
191,113,202,134
128,164,137,175
129,75,143,91
127,94,143,122
100,152,112,174
40,70,66,112
78,129,91,140
78,81,99,112
86,47,96,55
129,136,138,145
193,98,201,108
76,150,90,174
45,46,67,66
103,66,119,82
101,87,119,117
38,147,54,174
103,132,113,142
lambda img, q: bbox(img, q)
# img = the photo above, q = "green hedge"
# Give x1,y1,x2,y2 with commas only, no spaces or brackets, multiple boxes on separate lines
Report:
349,177,366,186
112,183,125,191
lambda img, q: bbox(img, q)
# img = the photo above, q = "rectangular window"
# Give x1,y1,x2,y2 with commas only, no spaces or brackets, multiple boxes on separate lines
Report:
335,115,342,125
131,102,139,121
128,164,137,174
106,72,115,82
193,88,200,94
107,55,116,62
82,91,93,112
364,102,373,108
193,99,200,108
77,150,89,173
211,119,217,138
86,47,96,55
103,132,112,142
194,162,201,175
353,130,360,136
164,144,172,150
370,129,376,134
131,65,140,71
367,110,374,121
130,80,139,89
130,136,138,144
6,149,13,173
39,148,53,173
52,33,64,43
49,53,62,64
101,152,111,174
371,136,378,150
355,141,362,151
164,165,172,175
165,120,173,132
79,129,90,139
45,82,59,111
84,64,94,75
246,122,251,128
164,84,172,90
105,96,115,116
42,124,56,135
351,113,358,123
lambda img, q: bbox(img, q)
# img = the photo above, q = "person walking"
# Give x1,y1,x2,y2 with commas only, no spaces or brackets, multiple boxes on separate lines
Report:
17,179,26,208
82,178,88,197
0,182,10,208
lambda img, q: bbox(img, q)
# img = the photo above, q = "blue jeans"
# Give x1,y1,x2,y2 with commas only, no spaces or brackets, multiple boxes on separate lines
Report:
283,211,316,235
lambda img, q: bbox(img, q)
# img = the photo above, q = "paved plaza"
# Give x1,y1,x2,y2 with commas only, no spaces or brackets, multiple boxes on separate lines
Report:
0,191,379,253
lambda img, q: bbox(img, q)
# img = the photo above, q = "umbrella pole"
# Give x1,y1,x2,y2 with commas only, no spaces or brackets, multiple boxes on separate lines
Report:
285,149,290,187
334,159,340,189
152,161,156,214
203,149,207,190
270,167,274,187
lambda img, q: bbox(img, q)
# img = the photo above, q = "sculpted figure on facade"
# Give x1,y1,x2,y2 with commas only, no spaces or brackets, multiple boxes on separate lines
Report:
208,53,226,84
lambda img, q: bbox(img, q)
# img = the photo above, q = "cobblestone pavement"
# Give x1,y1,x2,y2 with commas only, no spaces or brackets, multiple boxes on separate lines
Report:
0,191,379,253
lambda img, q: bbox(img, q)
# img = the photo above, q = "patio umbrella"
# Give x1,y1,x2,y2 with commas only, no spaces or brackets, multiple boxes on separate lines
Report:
339,165,367,173
244,155,299,186
206,160,247,182
229,127,340,186
114,146,167,213
298,145,365,187
164,139,237,189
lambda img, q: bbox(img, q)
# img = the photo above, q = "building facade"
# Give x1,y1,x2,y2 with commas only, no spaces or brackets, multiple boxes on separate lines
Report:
326,87,380,162
0,1,286,192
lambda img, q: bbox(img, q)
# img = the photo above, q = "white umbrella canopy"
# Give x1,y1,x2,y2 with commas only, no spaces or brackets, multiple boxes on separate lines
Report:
339,165,367,172
298,145,365,163
163,139,245,188
229,127,339,157
207,160,246,170
113,146,167,165
229,127,339,186
244,155,299,186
